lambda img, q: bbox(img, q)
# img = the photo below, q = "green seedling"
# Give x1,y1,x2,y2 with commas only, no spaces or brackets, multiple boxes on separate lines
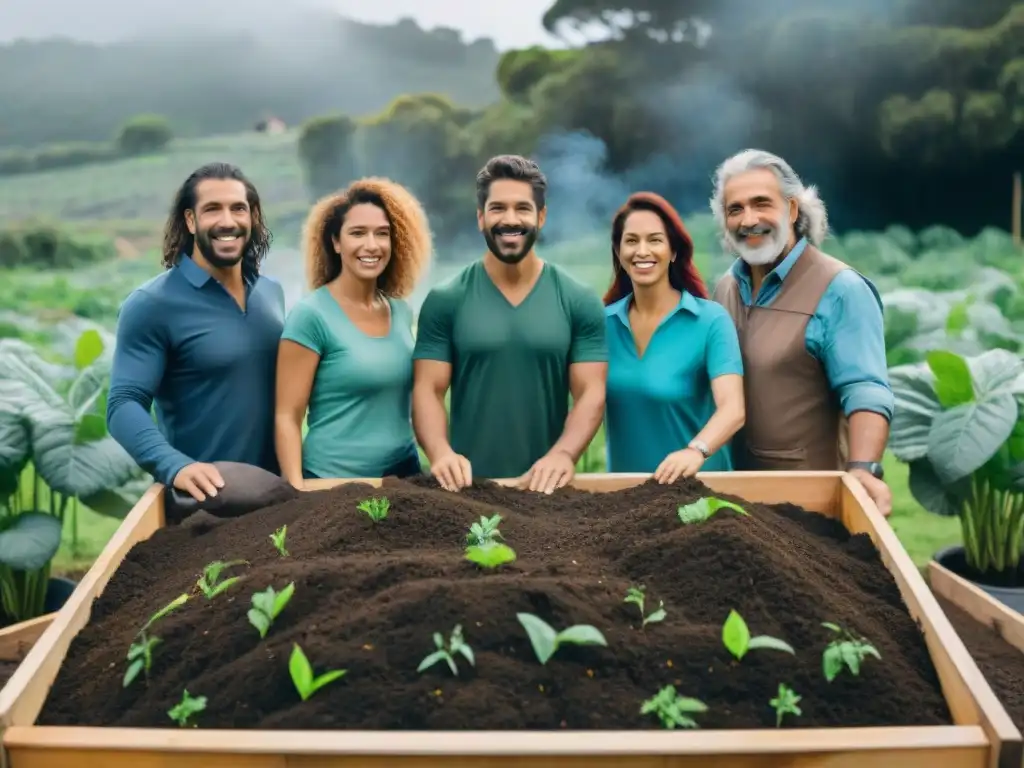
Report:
640,685,708,729
358,496,390,522
417,624,475,677
517,612,607,665
769,683,802,727
248,583,295,638
722,609,795,660
624,585,666,629
289,643,346,701
466,514,504,546
196,560,247,599
821,622,881,682
465,542,517,569
678,496,748,525
270,525,289,557
123,593,189,688
168,689,207,727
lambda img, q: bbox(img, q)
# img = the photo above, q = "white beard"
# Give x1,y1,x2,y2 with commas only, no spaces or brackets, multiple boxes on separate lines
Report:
724,223,788,266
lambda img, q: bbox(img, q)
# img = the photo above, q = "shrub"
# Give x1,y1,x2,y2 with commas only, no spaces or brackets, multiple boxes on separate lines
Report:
116,114,173,156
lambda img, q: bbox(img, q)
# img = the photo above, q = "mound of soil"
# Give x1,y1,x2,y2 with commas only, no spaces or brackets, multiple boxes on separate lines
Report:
38,476,951,730
937,596,1024,731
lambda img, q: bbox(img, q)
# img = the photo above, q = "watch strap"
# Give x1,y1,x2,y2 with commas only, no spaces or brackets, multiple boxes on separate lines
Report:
846,460,884,480
688,440,710,458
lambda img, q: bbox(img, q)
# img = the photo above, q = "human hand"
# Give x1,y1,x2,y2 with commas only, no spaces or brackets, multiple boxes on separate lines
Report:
172,462,225,502
850,469,892,518
430,450,473,492
654,448,705,485
518,449,575,494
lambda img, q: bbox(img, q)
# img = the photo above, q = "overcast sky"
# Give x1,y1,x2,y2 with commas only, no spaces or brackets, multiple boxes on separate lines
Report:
0,0,564,50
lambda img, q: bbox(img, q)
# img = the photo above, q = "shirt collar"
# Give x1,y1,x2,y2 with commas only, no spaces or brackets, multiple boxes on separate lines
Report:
606,290,701,326
176,253,257,289
729,237,809,287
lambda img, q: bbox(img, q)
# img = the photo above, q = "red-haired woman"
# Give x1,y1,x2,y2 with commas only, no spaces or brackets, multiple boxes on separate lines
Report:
602,192,746,483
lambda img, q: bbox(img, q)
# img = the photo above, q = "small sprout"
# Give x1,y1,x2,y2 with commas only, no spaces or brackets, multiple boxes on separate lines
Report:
821,622,881,682
168,689,207,727
465,542,517,569
289,643,346,701
417,624,475,677
196,560,247,599
466,514,504,546
722,609,795,660
270,525,289,557
247,583,295,638
769,683,802,727
517,612,607,665
640,685,708,729
123,593,190,688
624,585,666,629
678,496,748,525
144,593,190,631
358,496,390,522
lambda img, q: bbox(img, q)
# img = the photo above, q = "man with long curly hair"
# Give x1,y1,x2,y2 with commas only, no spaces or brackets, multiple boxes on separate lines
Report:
710,149,893,516
413,154,608,493
106,162,286,502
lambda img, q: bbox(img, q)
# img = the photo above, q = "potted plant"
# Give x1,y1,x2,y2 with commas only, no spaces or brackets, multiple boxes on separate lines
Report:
889,347,1024,614
0,330,145,630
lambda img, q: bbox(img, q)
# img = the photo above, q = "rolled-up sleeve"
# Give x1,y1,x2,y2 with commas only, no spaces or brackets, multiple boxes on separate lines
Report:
813,270,895,421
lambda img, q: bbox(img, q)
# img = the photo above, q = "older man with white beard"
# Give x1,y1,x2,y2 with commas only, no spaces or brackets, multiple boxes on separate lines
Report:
710,149,894,517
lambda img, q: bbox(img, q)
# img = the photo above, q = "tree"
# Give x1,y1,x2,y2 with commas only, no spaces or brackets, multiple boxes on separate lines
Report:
297,114,358,199
116,114,173,156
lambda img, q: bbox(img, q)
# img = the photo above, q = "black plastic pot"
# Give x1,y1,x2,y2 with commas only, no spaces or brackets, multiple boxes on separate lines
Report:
43,576,78,614
934,544,1024,615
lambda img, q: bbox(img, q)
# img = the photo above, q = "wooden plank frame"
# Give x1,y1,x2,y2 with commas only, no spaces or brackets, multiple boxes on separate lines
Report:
0,617,54,668
929,561,1024,655
0,471,1019,768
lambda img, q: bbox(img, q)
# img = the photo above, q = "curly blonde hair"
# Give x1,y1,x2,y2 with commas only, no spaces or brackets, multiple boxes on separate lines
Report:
302,177,432,296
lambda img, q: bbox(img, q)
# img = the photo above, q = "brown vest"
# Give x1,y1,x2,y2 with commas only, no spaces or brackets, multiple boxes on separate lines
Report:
713,245,850,471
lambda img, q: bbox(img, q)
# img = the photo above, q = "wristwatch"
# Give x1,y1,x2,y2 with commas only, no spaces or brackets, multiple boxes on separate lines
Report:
846,460,884,480
688,440,710,459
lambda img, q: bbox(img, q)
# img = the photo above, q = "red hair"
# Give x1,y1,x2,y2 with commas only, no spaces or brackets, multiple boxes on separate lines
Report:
602,192,708,305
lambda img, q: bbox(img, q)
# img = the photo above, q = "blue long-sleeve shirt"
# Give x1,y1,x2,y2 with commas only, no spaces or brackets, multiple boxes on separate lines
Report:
726,238,894,421
106,255,286,486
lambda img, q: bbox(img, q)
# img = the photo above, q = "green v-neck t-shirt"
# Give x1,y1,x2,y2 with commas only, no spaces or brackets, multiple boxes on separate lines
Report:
413,260,607,479
281,286,417,478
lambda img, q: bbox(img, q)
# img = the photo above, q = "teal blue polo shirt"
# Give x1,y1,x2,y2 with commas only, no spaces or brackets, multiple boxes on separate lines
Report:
604,291,743,473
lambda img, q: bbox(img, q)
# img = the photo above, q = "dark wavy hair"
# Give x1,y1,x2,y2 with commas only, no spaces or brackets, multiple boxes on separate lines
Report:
603,192,708,305
161,162,272,278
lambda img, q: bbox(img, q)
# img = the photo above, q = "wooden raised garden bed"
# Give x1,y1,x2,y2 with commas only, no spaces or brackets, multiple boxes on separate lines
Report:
0,472,1020,768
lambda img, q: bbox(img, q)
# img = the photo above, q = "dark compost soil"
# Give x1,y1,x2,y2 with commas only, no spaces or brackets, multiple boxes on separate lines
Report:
936,596,1024,731
37,476,952,730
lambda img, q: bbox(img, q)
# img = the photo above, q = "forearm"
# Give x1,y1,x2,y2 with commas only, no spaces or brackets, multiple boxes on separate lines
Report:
106,388,192,486
413,384,453,462
692,400,745,456
275,415,305,487
550,384,605,462
847,410,889,463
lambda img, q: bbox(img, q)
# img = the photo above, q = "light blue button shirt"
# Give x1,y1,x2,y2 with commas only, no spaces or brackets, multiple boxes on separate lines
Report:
604,291,744,473
726,238,894,420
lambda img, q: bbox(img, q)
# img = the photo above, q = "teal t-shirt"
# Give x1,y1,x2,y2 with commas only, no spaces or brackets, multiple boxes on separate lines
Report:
413,260,607,479
604,291,743,473
281,287,417,478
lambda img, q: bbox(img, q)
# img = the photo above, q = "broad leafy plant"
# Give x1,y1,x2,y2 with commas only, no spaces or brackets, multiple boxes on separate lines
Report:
889,348,1024,576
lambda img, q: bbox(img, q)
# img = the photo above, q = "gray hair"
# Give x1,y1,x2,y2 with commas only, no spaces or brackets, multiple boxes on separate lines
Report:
709,149,829,246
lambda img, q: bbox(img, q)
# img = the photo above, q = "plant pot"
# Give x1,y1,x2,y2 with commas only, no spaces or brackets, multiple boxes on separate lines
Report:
43,576,78,614
934,544,1024,616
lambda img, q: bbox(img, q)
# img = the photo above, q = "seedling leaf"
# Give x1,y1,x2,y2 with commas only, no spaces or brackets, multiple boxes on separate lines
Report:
517,613,607,665
358,496,390,522
748,636,796,654
723,609,794,660
769,683,802,727
248,583,296,638
167,689,207,727
417,624,475,677
821,622,880,682
465,542,516,569
678,496,748,525
556,625,608,647
145,593,189,629
289,643,346,701
640,685,708,729
270,525,289,557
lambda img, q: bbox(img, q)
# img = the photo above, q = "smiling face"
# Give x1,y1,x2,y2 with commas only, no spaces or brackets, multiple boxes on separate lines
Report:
721,167,798,266
332,202,392,284
478,179,546,264
185,178,252,269
618,209,673,289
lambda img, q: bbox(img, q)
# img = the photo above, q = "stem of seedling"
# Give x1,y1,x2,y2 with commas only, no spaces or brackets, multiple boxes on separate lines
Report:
289,643,346,701
195,560,247,599
247,583,296,639
123,593,190,688
417,624,475,676
623,585,666,629
721,609,795,660
769,683,802,727
167,689,207,727
640,685,708,729
358,496,390,522
517,612,608,665
270,525,289,557
821,622,881,682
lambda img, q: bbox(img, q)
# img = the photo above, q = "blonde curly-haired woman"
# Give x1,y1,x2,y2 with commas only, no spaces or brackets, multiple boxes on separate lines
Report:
274,177,432,486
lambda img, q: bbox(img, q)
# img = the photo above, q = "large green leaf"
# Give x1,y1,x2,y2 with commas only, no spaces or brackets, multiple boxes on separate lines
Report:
80,475,153,519
0,512,62,571
907,460,962,517
966,348,1024,398
889,362,941,462
927,394,1018,485
926,350,974,407
0,378,36,499
74,330,104,371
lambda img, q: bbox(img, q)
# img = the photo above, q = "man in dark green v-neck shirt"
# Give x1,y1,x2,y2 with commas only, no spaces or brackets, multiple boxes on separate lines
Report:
413,155,607,493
